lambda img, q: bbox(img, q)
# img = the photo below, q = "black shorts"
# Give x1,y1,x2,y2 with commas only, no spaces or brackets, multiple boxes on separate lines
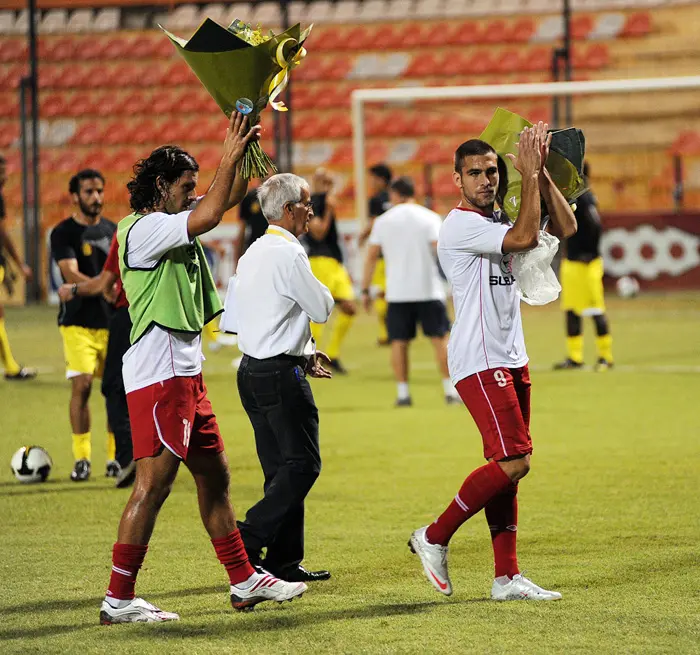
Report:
386,300,450,342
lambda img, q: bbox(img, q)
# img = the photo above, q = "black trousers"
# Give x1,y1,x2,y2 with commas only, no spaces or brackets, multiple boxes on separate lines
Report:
236,354,321,574
101,306,133,468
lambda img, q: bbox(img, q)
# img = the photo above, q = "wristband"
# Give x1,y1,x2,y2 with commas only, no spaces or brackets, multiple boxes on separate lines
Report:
71,283,78,298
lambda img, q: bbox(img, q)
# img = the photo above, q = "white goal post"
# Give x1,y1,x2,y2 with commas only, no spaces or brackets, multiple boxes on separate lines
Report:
351,75,700,225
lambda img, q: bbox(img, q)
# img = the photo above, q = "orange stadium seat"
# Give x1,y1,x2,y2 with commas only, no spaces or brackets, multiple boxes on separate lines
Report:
0,123,20,148
448,20,487,46
507,18,536,43
521,47,551,72
395,23,431,48
71,122,106,146
344,26,377,51
130,34,160,59
467,50,500,75
307,25,345,51
421,22,453,48
482,20,507,45
102,36,131,61
159,118,189,143
1,64,27,89
495,48,524,74
40,91,69,118
0,39,27,64
79,39,108,61
442,51,471,77
119,91,150,116
415,140,453,165
571,15,594,41
669,131,700,156
326,114,352,139
405,52,443,78
574,44,609,70
45,37,77,62
622,12,651,38
130,119,162,145
0,93,18,118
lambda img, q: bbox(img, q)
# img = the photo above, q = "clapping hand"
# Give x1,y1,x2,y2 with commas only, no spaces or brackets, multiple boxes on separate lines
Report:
506,122,549,179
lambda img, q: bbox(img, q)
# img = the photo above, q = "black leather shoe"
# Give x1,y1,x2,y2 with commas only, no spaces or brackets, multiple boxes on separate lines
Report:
269,565,331,582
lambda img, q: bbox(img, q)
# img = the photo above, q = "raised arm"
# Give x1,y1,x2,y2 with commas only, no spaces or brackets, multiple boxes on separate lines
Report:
187,113,260,239
539,130,577,239
287,252,334,324
501,123,548,254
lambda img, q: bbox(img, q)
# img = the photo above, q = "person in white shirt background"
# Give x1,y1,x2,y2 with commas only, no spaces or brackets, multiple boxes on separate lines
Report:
101,113,308,626
361,176,459,407
233,173,336,583
409,122,577,602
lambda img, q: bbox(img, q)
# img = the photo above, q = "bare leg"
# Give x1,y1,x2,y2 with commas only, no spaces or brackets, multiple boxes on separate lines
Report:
430,335,450,378
186,449,238,539
391,340,410,383
70,374,93,434
116,450,181,545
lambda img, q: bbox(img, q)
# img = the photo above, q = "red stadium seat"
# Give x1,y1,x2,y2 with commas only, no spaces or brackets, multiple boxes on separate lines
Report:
89,91,122,117
371,25,402,50
423,22,455,48
574,44,609,70
467,50,500,75
290,85,314,110
104,147,140,171
622,12,651,38
150,89,177,114
130,119,162,145
55,65,89,90
159,119,188,143
669,131,700,156
308,26,345,51
571,15,594,41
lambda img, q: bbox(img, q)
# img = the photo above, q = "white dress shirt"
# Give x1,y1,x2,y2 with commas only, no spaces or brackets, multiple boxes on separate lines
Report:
233,225,334,359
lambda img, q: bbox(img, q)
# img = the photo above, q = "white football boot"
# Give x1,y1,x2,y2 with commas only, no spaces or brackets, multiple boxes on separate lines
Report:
230,571,308,611
491,573,562,601
408,526,453,596
99,597,180,625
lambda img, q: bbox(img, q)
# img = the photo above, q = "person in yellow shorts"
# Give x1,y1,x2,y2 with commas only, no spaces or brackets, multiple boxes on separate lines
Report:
50,169,117,481
303,168,356,374
554,164,613,371
359,163,393,346
0,154,36,380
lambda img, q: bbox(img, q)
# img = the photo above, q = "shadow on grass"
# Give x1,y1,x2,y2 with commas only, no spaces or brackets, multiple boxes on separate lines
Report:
0,585,224,618
0,480,112,497
147,598,489,638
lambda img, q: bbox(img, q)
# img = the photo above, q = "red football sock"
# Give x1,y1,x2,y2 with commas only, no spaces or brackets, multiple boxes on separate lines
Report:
485,484,520,579
426,461,512,546
107,543,148,601
212,529,255,585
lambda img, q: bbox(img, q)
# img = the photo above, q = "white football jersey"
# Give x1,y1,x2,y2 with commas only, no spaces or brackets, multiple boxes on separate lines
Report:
438,207,528,385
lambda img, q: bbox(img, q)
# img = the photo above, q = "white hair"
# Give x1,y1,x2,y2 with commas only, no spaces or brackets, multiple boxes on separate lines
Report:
257,173,309,221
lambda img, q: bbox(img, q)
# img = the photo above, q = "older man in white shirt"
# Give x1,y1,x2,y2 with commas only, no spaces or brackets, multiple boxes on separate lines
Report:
232,173,335,583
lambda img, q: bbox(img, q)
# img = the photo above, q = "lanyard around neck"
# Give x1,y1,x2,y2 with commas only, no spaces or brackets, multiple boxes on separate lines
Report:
266,227,293,242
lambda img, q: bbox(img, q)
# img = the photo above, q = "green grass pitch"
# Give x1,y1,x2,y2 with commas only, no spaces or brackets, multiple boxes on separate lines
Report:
1,293,699,654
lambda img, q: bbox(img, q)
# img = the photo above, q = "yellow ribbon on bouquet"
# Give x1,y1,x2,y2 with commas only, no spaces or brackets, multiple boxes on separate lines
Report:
268,37,307,111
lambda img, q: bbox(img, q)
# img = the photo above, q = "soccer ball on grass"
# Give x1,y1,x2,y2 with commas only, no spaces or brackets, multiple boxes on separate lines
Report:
10,446,52,483
615,275,640,299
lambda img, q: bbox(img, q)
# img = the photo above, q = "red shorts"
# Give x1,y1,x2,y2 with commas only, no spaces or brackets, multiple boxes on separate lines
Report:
455,365,532,462
126,374,224,461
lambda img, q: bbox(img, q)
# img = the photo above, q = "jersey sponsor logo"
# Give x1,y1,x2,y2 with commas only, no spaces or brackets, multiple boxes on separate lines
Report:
491,255,515,286
82,242,93,256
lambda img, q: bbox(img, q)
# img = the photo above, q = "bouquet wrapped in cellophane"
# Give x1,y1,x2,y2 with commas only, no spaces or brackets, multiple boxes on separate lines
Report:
161,19,312,179
479,107,586,221
479,108,587,306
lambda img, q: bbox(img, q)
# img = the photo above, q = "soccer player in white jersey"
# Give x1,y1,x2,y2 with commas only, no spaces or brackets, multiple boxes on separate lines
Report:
409,122,577,600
